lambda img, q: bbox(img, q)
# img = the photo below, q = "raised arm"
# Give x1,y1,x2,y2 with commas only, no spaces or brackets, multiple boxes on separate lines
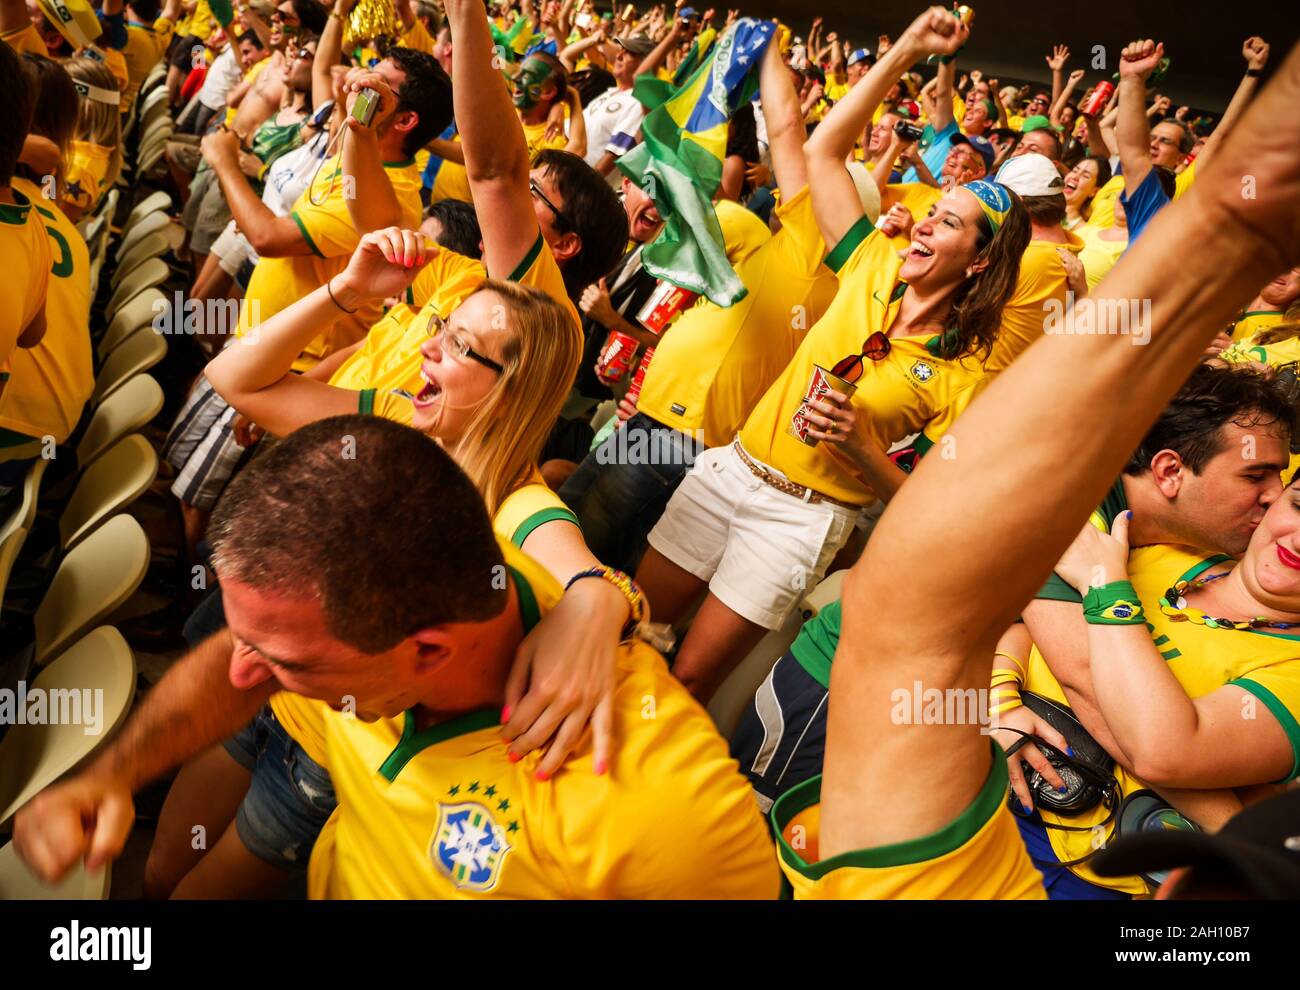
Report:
1051,67,1084,127
1116,39,1163,196
1046,44,1069,107
760,33,807,194
205,228,429,436
339,65,407,231
819,35,1300,859
1195,37,1269,172
315,0,357,110
928,56,957,131
445,0,541,279
805,7,967,246
201,129,315,256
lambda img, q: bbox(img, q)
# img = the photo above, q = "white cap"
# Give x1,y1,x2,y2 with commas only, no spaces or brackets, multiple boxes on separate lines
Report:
995,153,1065,197
845,161,882,223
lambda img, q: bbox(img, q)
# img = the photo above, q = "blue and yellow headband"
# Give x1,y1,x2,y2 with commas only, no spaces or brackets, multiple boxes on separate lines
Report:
963,180,1012,236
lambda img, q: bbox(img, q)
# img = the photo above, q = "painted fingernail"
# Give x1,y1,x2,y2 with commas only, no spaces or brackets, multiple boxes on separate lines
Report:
1057,786,1068,794
507,750,520,763
535,769,550,782
500,705,511,723
1067,746,1075,757
594,758,607,775
1021,802,1033,814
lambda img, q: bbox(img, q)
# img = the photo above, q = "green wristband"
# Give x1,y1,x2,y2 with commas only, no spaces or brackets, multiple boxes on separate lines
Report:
1082,580,1146,625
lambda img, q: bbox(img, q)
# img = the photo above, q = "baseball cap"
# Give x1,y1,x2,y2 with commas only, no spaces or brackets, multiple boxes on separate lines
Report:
845,161,882,224
1093,789,1300,898
1020,114,1062,134
950,133,996,171
614,33,656,57
995,152,1065,196
847,47,873,67
679,6,699,18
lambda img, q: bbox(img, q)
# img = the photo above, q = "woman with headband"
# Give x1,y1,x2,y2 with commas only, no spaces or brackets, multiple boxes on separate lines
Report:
634,6,1031,705
62,56,124,222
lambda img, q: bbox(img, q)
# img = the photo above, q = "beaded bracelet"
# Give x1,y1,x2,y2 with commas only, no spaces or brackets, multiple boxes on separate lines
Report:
565,566,647,640
1082,580,1146,626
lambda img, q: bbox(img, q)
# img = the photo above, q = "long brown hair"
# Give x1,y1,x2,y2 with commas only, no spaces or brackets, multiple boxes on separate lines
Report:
19,52,78,193
1254,320,1300,347
938,190,1031,363
442,279,581,517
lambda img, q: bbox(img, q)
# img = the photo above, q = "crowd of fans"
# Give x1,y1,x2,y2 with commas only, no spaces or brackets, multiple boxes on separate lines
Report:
2,0,1300,901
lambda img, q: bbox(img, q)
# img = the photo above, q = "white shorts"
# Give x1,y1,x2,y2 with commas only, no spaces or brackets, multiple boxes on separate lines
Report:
647,442,859,630
210,220,258,278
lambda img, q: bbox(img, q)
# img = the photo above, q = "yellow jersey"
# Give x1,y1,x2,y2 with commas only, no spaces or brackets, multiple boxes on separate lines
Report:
1075,221,1127,291
63,141,113,216
399,18,435,55
120,17,176,116
429,145,472,206
880,182,943,252
637,186,838,448
272,539,781,899
1227,309,1286,344
774,744,1046,899
739,217,989,506
0,180,91,443
2,23,48,57
986,231,1085,373
521,119,568,159
1024,544,1300,894
176,0,216,42
236,155,423,373
0,188,53,383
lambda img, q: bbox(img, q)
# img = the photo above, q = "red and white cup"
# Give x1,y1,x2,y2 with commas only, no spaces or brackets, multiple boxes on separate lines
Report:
788,364,858,447
624,347,655,405
596,329,639,385
637,280,699,336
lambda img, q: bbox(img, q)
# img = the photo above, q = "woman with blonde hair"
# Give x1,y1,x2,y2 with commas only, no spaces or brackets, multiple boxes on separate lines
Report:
61,57,123,222
147,228,639,899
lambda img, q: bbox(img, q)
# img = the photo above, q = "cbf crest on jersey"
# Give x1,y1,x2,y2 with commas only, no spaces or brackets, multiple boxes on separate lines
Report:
432,800,512,891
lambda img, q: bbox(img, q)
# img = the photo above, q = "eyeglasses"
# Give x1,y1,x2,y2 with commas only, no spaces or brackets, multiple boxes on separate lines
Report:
830,331,891,384
425,312,505,375
290,46,314,61
529,178,571,231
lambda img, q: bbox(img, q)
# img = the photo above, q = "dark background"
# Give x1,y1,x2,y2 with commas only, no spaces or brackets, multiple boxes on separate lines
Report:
741,1,1300,112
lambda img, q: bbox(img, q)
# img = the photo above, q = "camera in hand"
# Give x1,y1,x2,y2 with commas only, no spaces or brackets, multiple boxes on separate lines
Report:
894,121,924,142
351,87,381,127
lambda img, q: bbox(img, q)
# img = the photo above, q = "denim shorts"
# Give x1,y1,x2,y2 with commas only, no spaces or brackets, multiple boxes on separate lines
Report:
223,705,337,871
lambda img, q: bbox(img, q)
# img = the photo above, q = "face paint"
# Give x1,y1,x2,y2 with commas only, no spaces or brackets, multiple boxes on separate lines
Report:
512,56,554,110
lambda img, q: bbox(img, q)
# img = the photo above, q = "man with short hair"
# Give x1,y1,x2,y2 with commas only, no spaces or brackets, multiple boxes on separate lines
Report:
1010,117,1062,161
119,0,180,116
582,31,652,185
13,416,782,900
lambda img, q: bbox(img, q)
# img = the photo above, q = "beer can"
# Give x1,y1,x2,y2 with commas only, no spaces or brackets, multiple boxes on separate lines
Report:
1079,80,1114,118
637,280,699,335
788,365,859,447
625,347,655,406
955,4,975,26
596,329,639,385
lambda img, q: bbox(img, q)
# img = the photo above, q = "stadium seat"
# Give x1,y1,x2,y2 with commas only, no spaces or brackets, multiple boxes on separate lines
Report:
114,211,169,265
32,515,150,668
707,569,848,740
122,190,172,232
105,256,169,319
0,459,48,546
60,436,159,553
0,626,137,829
110,234,171,294
76,376,164,467
91,328,167,406
98,289,167,363
0,841,110,900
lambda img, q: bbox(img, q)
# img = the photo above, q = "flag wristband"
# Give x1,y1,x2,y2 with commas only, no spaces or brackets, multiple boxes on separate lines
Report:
565,566,647,639
1082,581,1146,626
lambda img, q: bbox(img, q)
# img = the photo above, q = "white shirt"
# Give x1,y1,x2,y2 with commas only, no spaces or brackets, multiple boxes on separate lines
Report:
582,85,644,186
197,46,244,111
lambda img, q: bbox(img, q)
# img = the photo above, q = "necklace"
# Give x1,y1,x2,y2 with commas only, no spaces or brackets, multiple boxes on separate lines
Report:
1160,570,1300,631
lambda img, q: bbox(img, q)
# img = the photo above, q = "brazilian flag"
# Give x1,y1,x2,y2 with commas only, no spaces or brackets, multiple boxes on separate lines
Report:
617,19,776,308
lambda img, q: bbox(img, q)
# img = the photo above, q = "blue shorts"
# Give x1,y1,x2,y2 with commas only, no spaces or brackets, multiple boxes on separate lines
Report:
222,705,337,872
1014,810,1131,900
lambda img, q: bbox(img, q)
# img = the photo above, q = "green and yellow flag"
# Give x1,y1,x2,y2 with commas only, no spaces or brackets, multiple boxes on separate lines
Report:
618,19,776,307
